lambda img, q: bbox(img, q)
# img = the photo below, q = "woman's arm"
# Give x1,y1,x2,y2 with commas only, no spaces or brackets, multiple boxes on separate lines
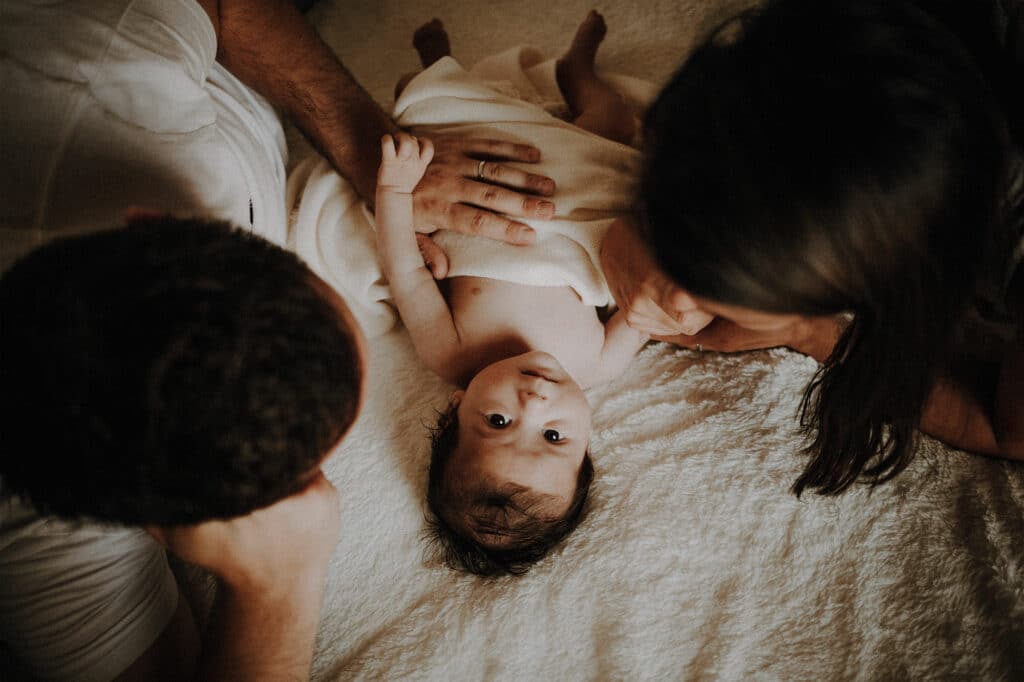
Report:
376,134,462,381
653,315,845,360
920,265,1024,459
994,339,1024,457
920,340,1024,459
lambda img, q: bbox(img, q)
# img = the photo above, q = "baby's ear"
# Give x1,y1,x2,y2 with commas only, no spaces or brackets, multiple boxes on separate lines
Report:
449,390,464,409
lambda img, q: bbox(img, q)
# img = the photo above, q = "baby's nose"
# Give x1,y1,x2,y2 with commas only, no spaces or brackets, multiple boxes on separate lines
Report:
518,386,549,405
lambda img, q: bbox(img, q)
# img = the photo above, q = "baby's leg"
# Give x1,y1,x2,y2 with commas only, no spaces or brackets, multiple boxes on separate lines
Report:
414,19,451,68
395,19,453,99
555,11,635,145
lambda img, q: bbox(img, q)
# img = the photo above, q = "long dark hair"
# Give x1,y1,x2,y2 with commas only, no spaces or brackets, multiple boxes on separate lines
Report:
640,0,1017,494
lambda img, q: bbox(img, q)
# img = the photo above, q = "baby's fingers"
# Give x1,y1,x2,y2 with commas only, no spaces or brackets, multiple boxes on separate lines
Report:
416,233,448,279
380,134,397,160
418,137,434,164
396,133,419,160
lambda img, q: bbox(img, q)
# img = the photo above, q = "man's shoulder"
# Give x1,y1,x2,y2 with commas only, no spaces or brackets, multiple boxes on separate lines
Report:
0,493,179,681
2,0,217,87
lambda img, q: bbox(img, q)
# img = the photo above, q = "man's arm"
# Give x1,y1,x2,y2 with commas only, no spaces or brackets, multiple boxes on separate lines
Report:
376,134,463,383
198,0,555,243
114,597,200,682
148,472,341,681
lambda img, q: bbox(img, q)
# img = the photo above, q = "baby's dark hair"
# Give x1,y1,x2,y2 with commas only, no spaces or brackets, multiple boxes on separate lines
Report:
425,405,594,576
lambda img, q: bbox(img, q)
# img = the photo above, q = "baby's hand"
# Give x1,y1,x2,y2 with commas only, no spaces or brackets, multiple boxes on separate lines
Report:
417,233,449,279
378,133,434,194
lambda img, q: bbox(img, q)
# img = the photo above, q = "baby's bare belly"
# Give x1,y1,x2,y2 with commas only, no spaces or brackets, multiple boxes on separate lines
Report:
447,276,606,381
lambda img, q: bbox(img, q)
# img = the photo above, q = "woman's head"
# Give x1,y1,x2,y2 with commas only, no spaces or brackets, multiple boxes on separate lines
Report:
640,0,1015,493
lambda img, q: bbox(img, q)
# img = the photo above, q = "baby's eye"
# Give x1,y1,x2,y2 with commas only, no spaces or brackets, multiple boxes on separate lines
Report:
543,429,564,443
487,413,510,428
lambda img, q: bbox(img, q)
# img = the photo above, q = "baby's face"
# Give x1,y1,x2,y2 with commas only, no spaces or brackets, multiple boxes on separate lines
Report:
452,351,591,506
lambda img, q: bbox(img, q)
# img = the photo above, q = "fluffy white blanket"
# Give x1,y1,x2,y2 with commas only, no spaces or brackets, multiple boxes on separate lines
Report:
315,337,1024,679
289,3,1024,677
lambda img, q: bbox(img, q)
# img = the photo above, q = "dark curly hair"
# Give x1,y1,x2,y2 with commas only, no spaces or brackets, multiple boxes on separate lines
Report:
425,405,594,576
0,217,363,525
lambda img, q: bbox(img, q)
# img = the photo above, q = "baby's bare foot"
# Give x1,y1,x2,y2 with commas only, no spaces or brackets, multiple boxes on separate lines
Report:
413,18,451,68
556,11,609,116
559,10,606,76
555,11,634,143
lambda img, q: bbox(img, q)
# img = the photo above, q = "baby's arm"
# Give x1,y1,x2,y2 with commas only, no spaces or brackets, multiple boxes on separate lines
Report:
593,309,649,385
376,133,462,379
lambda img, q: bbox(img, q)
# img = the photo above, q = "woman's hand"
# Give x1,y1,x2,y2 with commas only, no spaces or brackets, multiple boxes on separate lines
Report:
600,218,712,336
410,136,557,245
656,315,846,362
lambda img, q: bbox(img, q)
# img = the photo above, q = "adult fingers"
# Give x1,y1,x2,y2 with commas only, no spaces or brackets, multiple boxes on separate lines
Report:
473,159,555,196
460,175,556,219
435,202,536,245
438,137,542,163
418,136,435,162
620,297,690,336
396,133,419,159
676,309,714,336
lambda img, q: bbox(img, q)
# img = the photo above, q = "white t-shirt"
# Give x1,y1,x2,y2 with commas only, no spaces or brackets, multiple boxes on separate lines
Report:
0,0,288,677
0,495,179,682
0,0,289,272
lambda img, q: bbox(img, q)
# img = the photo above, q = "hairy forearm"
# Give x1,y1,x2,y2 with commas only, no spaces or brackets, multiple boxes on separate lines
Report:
215,0,397,202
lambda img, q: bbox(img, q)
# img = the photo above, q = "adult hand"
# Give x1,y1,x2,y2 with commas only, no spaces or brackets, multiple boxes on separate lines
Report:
600,218,713,336
655,318,797,353
412,136,557,245
657,315,846,362
148,472,340,594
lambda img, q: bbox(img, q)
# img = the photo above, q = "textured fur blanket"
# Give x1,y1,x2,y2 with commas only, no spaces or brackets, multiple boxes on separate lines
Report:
294,2,1024,678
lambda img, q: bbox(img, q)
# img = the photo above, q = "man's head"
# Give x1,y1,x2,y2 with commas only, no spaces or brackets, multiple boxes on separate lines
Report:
426,352,594,576
0,216,365,525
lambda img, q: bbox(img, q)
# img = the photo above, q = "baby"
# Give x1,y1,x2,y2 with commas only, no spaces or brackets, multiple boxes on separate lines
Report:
376,13,646,576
